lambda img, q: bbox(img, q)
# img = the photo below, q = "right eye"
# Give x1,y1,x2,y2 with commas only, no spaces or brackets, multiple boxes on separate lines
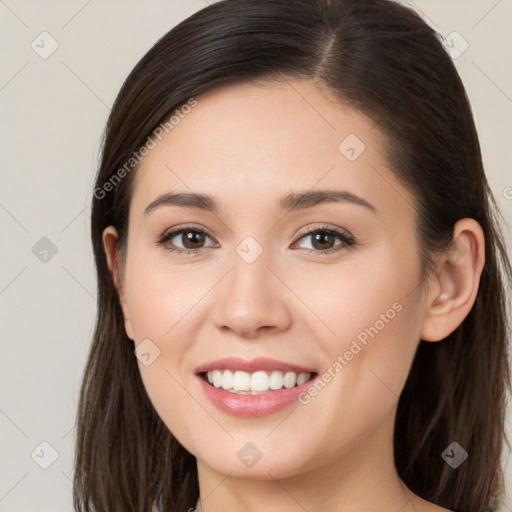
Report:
156,226,218,255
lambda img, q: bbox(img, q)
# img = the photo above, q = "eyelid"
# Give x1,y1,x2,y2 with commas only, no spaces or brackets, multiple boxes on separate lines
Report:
294,223,354,242
159,223,216,241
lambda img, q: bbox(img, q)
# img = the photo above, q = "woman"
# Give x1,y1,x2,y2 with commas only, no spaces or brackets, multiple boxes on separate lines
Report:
74,0,512,511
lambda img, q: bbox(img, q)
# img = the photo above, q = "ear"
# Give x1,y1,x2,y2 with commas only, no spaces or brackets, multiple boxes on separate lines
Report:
420,218,485,342
102,226,135,340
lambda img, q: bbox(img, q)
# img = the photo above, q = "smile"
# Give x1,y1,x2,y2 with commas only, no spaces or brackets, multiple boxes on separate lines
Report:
194,367,319,418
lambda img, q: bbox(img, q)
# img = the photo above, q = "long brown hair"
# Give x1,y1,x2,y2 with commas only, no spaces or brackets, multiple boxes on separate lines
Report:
74,1,512,510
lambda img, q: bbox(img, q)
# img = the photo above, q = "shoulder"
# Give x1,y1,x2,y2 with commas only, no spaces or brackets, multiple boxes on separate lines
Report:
411,495,454,512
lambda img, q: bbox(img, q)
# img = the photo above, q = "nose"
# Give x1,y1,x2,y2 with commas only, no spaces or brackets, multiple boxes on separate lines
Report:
211,247,292,339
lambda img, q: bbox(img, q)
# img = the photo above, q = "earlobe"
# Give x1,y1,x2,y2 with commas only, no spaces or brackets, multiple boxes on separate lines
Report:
101,226,135,341
420,218,485,342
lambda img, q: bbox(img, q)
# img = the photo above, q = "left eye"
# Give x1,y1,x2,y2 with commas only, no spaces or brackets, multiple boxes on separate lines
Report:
292,227,355,254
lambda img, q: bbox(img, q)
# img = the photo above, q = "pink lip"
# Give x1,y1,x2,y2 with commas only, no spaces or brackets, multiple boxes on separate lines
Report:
194,356,316,375
195,373,319,417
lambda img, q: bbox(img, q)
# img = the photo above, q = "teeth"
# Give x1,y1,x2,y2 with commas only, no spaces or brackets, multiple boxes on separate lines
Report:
205,369,312,393
250,371,269,391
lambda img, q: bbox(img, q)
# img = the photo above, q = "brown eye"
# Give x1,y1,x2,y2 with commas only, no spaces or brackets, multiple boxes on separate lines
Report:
293,226,355,255
157,227,216,254
179,230,206,249
309,231,337,250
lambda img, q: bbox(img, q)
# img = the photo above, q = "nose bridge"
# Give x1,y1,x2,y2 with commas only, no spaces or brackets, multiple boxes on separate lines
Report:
212,235,291,336
228,236,276,311
231,239,272,300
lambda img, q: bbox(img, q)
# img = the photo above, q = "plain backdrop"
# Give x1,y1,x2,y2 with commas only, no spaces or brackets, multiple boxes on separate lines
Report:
0,0,511,510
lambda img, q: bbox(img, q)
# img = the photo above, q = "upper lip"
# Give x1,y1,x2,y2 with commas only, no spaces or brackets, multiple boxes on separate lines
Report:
194,357,317,375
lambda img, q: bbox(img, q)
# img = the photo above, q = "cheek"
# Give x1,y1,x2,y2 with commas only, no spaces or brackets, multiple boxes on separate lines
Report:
123,250,211,344
284,275,422,473
292,248,419,348
121,248,225,423
295,250,422,405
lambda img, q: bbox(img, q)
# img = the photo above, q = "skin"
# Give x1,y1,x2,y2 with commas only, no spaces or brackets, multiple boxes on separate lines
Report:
102,79,485,512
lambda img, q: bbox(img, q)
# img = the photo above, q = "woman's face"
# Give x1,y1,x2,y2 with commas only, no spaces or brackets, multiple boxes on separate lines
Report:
106,79,430,481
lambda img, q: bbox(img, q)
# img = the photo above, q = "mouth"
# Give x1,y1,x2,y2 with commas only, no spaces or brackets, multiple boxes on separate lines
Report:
199,369,319,395
193,356,319,416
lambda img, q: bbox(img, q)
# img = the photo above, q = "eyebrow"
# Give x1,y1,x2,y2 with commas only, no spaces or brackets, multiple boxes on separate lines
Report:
144,189,377,215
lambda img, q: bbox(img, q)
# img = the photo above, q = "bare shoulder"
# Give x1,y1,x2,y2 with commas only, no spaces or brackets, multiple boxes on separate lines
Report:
411,495,454,512
426,505,453,512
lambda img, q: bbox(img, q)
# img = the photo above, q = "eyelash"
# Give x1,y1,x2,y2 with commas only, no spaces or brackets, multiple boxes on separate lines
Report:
155,224,356,257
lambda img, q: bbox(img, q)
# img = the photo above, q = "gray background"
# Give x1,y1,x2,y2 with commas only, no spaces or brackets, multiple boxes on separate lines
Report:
0,0,511,510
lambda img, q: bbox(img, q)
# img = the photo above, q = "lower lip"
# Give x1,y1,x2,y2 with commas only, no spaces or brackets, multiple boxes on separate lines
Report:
195,373,319,417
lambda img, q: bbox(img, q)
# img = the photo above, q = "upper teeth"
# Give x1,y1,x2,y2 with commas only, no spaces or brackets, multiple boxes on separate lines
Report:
206,370,312,393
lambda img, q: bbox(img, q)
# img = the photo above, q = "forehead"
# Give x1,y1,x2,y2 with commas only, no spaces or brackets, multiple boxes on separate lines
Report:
129,79,409,219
